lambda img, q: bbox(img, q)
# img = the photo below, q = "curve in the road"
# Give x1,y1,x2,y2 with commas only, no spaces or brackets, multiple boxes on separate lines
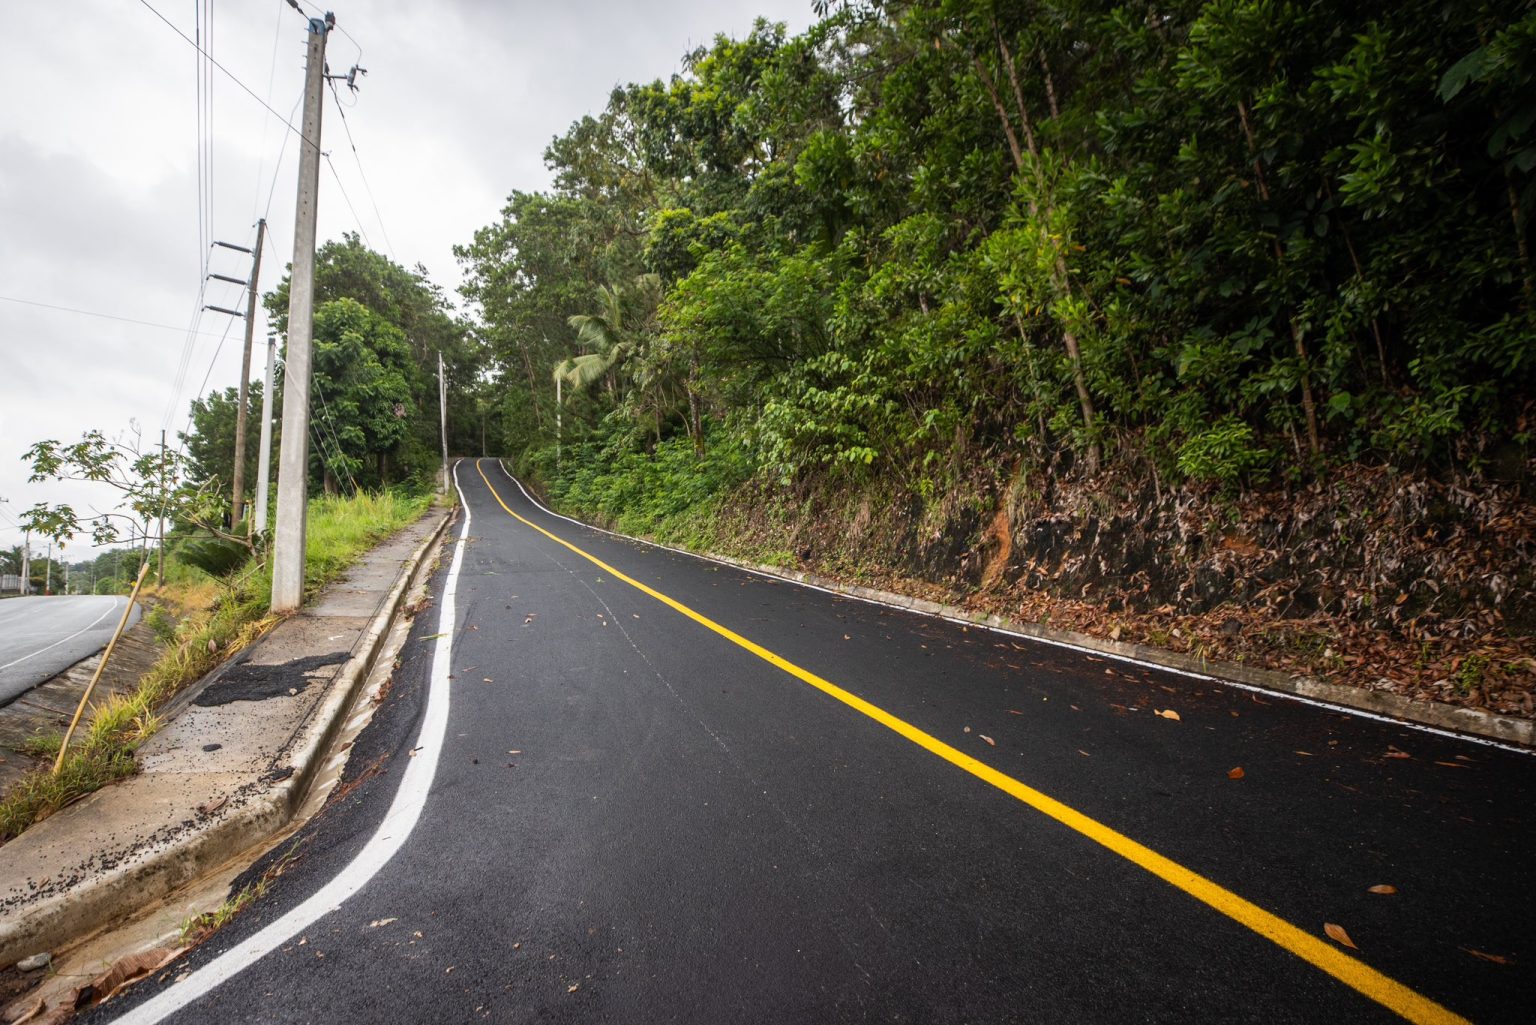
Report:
464,462,1466,1025
107,467,473,1025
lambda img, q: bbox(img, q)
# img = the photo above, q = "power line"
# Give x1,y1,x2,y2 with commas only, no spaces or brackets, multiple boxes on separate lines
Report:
323,153,375,251
251,0,287,226
136,0,311,147
327,80,396,260
0,294,247,337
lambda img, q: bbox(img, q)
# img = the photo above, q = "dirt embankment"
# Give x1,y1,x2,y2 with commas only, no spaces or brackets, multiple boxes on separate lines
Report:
710,463,1536,719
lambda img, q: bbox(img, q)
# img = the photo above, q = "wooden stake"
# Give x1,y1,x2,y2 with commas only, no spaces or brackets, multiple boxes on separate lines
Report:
53,561,151,775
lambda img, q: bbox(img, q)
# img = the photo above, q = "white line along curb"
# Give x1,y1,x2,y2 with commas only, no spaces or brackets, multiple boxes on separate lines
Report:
107,463,471,1025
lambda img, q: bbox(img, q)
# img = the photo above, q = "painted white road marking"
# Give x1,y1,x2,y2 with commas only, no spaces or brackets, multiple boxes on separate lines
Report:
0,599,123,671
108,464,470,1025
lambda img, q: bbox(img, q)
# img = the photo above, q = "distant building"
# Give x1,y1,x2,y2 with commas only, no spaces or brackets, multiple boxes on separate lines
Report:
0,574,21,594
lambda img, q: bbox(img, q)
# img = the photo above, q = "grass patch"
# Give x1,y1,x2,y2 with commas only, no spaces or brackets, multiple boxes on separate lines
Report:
179,880,266,945
0,490,432,843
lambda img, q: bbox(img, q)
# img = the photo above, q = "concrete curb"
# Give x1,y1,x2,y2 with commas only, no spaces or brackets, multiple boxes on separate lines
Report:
504,467,1532,752
712,559,1536,750
0,504,454,967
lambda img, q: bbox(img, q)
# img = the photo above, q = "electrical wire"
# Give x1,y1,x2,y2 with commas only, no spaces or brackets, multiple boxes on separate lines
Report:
0,294,245,337
312,377,362,494
323,153,374,251
136,0,310,147
327,80,397,261
251,0,287,227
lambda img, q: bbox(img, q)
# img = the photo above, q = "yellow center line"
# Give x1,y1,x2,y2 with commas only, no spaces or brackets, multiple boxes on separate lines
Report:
472,459,1469,1025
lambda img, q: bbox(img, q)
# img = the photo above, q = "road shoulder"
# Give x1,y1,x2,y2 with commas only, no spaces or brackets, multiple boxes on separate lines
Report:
0,504,452,970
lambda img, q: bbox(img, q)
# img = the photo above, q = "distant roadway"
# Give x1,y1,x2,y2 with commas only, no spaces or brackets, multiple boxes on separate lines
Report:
0,595,140,704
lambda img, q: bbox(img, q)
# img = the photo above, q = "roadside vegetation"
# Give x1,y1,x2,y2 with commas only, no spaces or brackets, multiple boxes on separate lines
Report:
458,1,1535,715
0,491,428,842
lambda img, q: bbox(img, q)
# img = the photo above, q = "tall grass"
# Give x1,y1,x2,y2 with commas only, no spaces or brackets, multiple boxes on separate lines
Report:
0,490,432,841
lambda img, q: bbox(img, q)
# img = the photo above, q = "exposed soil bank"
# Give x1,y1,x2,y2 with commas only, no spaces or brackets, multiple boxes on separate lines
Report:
694,462,1534,720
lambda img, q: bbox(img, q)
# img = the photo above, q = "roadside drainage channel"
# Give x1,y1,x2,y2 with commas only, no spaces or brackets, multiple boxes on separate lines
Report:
0,541,444,1023
0,505,455,969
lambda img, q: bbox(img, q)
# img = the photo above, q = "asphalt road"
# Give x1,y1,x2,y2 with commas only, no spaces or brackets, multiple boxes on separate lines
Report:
97,459,1535,1025
0,595,139,704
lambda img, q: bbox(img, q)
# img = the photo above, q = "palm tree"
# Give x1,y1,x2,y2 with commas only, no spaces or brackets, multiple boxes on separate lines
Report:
553,273,664,406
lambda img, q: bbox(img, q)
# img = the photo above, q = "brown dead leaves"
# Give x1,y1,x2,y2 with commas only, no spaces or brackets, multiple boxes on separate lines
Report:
1323,922,1358,949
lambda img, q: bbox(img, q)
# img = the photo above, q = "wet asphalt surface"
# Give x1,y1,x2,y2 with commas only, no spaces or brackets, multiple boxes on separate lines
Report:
92,460,1535,1024
0,596,139,704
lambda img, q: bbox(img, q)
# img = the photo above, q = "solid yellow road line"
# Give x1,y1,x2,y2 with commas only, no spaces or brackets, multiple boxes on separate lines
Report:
472,460,1469,1025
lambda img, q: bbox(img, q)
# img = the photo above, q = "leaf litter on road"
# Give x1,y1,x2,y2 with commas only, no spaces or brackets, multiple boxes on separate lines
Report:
1323,922,1358,949
1367,885,1397,895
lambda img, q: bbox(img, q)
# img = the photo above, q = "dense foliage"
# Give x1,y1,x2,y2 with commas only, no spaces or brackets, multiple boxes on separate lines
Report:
264,234,484,493
459,0,1534,513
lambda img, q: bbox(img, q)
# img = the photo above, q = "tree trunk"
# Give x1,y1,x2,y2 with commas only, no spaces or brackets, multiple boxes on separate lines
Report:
975,26,1100,472
687,351,704,457
1238,100,1321,460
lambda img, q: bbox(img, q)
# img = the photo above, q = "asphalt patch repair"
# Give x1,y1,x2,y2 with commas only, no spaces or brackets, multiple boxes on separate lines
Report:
193,651,350,706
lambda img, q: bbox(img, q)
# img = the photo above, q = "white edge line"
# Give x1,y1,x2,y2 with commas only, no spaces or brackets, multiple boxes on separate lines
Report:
0,598,126,671
494,459,1532,758
109,463,471,1025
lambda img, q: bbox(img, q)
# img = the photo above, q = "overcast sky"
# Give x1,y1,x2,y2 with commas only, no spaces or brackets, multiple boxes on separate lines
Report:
0,0,819,562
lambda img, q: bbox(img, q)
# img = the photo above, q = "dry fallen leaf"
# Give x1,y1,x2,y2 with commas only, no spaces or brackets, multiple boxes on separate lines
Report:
1461,948,1511,965
1006,709,1024,715
369,918,398,928
1366,885,1397,895
77,947,186,1006
1384,745,1411,760
10,996,46,1025
197,795,228,816
979,735,996,746
1434,761,1469,769
1324,923,1358,949
567,983,580,993
1227,767,1245,780
1077,749,1091,757
1155,709,1181,721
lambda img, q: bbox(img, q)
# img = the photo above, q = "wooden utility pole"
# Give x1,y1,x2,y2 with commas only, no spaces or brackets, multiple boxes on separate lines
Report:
232,218,266,528
271,12,332,613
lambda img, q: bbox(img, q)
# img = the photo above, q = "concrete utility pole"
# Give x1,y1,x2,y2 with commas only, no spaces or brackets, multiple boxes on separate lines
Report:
20,531,29,597
43,542,52,595
157,430,167,586
254,333,276,533
438,350,449,493
271,12,332,613
232,218,266,528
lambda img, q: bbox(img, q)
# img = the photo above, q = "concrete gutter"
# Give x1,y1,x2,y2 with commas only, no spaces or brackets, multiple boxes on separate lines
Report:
0,505,453,967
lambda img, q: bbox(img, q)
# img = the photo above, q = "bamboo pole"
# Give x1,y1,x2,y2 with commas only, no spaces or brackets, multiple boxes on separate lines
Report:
53,561,151,775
